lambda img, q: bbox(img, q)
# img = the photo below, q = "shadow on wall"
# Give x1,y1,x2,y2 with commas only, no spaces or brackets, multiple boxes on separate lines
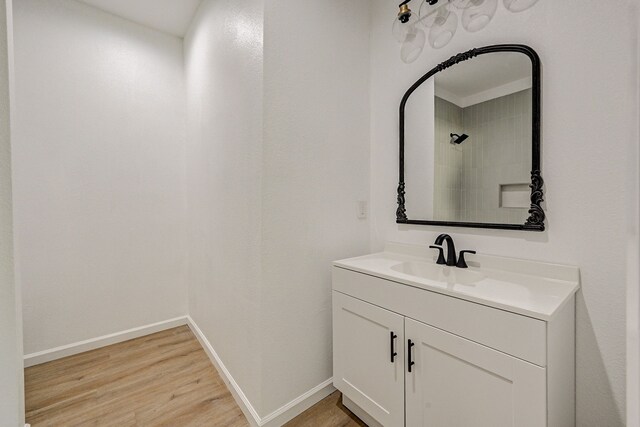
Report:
575,293,624,427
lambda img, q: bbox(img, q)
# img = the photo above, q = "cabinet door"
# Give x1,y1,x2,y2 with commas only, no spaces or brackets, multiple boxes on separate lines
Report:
333,291,405,427
405,318,546,427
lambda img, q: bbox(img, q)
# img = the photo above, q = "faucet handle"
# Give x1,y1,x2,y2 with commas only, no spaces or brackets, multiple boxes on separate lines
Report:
456,250,476,269
429,245,446,265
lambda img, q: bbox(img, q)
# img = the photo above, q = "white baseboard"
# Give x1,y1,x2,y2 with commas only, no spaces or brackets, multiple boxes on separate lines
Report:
260,377,334,427
186,316,334,427
23,314,333,426
186,316,261,426
23,316,189,367
342,395,382,427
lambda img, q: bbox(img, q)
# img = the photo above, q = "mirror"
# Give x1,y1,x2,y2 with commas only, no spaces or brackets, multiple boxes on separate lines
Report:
397,45,544,231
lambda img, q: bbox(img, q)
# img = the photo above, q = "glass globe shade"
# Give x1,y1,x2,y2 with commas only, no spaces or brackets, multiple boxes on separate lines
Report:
428,10,458,49
418,1,451,28
503,0,539,12
401,27,426,63
461,0,498,32
392,9,419,43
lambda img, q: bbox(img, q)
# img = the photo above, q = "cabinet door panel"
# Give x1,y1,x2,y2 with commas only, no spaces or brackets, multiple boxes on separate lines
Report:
405,318,546,427
333,291,405,427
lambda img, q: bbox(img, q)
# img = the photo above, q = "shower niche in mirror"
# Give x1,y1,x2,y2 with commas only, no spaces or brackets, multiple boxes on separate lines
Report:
397,44,544,231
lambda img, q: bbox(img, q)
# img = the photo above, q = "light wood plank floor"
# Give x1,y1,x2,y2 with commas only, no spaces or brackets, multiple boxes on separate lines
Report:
285,392,366,427
25,326,363,426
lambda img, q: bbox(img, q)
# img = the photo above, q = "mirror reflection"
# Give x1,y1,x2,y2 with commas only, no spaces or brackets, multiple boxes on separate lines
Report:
404,51,533,224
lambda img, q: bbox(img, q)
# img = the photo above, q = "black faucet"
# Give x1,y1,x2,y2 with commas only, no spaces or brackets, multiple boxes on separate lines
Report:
429,234,477,268
431,234,457,267
456,250,476,269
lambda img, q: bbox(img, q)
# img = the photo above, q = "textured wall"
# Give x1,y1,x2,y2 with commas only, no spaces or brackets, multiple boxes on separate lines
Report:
261,0,371,416
184,0,264,411
12,0,188,355
184,0,371,418
627,9,640,426
369,1,636,425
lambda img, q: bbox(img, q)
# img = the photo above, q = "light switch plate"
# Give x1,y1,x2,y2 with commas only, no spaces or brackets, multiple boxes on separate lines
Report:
357,200,368,219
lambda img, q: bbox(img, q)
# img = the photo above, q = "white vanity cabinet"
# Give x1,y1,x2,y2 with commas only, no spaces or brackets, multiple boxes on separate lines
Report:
404,317,546,427
332,244,579,427
333,292,405,426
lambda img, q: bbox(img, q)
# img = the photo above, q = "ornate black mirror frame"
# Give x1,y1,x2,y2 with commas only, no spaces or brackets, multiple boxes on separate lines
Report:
396,44,545,231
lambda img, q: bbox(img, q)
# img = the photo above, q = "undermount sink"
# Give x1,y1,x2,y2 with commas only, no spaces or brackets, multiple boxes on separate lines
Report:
333,242,581,320
391,261,485,285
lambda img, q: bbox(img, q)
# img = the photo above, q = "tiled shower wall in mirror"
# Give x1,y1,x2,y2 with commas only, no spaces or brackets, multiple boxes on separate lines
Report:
434,90,532,223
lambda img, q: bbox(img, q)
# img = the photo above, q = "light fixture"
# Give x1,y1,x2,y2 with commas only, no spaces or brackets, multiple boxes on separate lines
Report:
461,0,498,32
428,8,458,49
401,27,427,63
418,0,449,28
392,0,538,61
503,0,539,12
392,0,419,42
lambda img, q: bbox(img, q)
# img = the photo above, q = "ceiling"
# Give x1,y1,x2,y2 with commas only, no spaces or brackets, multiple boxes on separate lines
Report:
435,52,532,101
77,0,203,37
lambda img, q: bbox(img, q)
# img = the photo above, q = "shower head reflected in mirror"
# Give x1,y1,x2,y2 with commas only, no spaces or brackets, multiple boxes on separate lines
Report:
450,133,469,144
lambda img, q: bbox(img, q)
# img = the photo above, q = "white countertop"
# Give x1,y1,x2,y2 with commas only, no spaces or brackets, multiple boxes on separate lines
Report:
333,242,580,321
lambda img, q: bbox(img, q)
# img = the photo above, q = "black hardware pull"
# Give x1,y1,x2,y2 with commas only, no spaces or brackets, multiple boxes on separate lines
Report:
390,331,398,363
408,339,415,372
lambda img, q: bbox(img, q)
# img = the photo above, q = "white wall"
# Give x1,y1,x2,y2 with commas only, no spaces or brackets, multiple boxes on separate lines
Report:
184,0,264,411
369,1,636,425
184,0,371,418
260,0,371,416
405,79,435,218
0,0,24,424
10,0,369,420
431,96,463,220
12,0,188,355
628,5,640,425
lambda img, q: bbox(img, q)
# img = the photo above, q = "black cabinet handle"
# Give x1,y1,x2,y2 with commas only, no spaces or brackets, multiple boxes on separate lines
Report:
390,331,398,363
408,339,415,372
